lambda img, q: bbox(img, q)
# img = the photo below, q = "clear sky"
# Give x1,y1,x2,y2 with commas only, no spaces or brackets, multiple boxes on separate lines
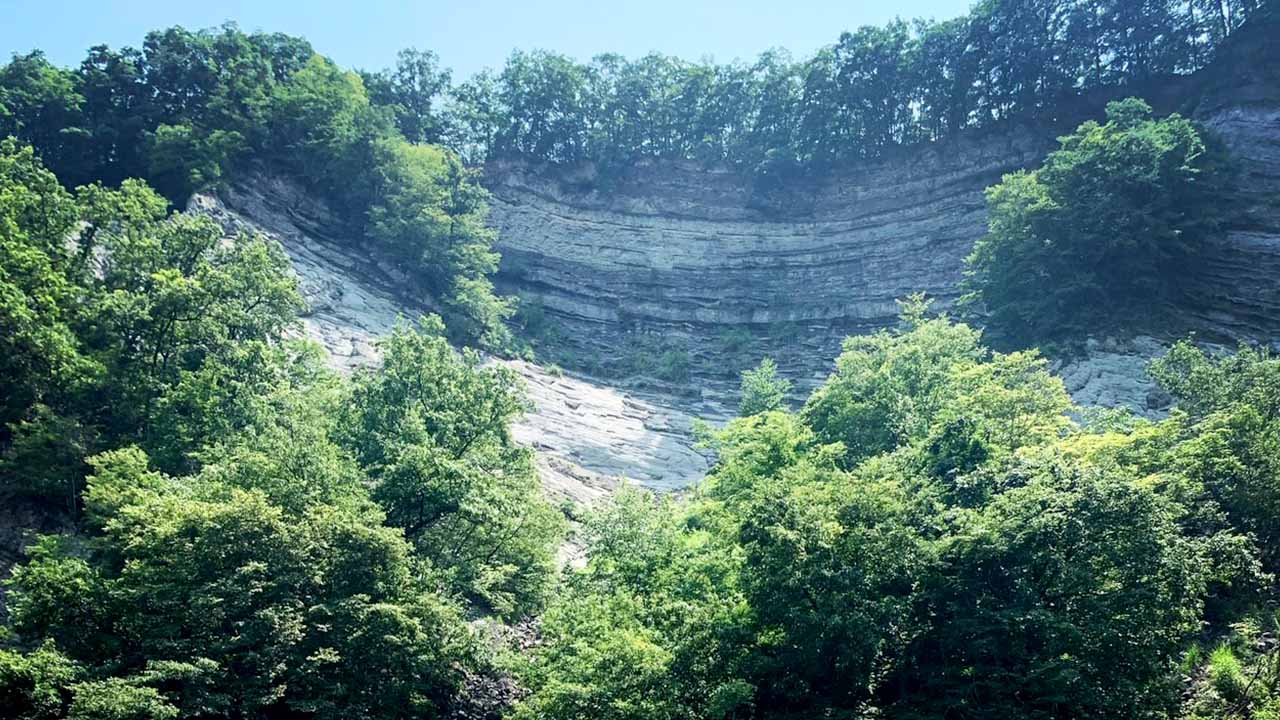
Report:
0,0,975,78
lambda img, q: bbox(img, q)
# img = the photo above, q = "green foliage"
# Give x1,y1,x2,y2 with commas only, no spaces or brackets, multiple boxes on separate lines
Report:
803,299,1069,467
0,25,514,348
266,54,389,205
963,98,1231,341
445,1,1264,179
1209,644,1247,702
0,52,91,185
0,141,308,511
905,463,1207,719
67,680,177,720
144,124,243,202
366,141,514,347
339,317,563,617
613,333,693,384
0,139,90,433
1,9,1278,720
0,140,563,718
518,486,752,720
7,466,475,719
1150,341,1280,573
0,642,80,720
361,48,452,144
523,301,1279,720
737,358,792,416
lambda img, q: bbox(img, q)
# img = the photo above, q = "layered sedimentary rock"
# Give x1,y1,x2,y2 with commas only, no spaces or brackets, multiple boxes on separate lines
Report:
485,51,1280,411
485,130,1051,386
188,27,1278,499
192,178,715,505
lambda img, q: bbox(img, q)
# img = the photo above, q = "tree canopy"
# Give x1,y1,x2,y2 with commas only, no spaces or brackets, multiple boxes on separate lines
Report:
962,97,1231,341
518,302,1280,720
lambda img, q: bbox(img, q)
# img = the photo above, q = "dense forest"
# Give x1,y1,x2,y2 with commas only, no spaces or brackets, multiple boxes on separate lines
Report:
1,0,1267,186
2,0,1280,718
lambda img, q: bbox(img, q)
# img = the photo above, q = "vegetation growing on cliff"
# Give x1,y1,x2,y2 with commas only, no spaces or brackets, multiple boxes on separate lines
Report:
1,3,1279,719
0,2,1268,349
963,97,1231,342
0,27,512,348
448,0,1266,177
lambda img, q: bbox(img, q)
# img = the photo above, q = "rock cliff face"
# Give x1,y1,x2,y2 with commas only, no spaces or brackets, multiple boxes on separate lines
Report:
484,41,1280,411
190,27,1278,498
486,130,1048,384
192,179,716,506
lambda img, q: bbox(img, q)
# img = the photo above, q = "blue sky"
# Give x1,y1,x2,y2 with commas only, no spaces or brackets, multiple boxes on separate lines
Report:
0,0,974,78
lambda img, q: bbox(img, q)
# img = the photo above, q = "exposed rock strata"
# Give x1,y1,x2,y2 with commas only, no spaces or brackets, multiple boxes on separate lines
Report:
486,131,1052,385
484,77,1280,417
189,31,1279,499
191,178,715,504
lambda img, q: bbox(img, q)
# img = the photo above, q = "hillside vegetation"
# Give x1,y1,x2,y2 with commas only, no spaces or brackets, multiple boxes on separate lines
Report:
1,1,1279,718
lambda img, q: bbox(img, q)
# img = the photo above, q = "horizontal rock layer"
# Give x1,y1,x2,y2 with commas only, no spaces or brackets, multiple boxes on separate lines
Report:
485,53,1280,411
192,178,715,503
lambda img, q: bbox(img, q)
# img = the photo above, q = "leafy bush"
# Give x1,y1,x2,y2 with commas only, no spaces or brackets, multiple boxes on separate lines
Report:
963,98,1230,342
737,358,791,416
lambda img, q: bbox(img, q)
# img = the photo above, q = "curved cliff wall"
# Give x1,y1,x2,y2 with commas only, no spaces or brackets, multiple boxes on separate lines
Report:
485,129,1050,385
484,28,1280,396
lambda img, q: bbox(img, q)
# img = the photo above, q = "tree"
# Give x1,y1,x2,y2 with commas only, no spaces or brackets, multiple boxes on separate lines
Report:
74,180,303,472
898,462,1208,719
6,447,476,720
0,52,90,184
267,53,389,205
339,317,563,617
963,98,1230,342
737,358,791,416
801,301,987,466
0,139,90,434
363,48,452,144
1151,341,1280,572
736,462,924,713
365,140,513,347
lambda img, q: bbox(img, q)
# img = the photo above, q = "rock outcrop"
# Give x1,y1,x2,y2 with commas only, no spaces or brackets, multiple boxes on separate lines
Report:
192,178,717,505
189,22,1278,499
484,34,1280,415
485,130,1051,387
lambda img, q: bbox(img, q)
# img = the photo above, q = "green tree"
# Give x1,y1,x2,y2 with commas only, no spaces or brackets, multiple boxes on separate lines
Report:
737,358,792,416
0,51,90,184
6,448,475,720
898,463,1209,720
366,140,513,347
339,317,563,617
963,98,1230,341
74,180,303,471
0,139,90,434
363,48,452,144
1151,341,1280,572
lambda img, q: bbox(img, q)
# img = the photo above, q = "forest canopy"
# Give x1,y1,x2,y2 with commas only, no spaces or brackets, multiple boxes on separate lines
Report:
0,0,1267,343
0,141,563,718
2,1,1279,718
518,300,1280,720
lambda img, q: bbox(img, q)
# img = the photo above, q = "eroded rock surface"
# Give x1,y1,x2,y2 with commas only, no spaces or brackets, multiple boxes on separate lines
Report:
191,179,716,504
483,47,1280,418
187,33,1279,496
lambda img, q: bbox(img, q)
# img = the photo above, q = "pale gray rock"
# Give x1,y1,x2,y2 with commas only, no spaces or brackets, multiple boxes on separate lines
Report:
190,179,716,505
1055,337,1170,418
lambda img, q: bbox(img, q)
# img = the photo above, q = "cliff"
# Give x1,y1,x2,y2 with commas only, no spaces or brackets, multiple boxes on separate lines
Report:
190,179,717,507
483,28,1280,411
183,20,1279,499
